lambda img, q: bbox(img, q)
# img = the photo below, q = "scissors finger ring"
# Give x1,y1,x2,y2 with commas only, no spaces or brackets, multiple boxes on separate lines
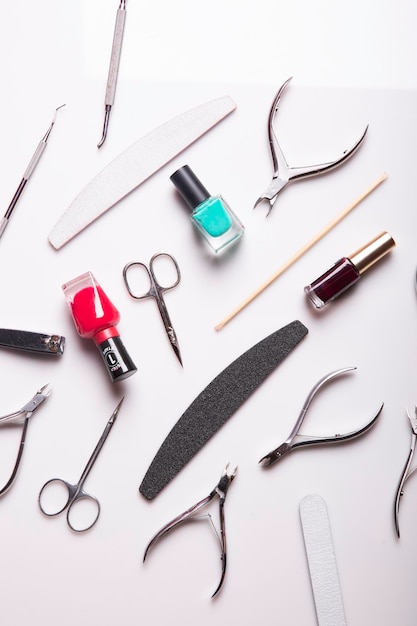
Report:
38,398,123,532
149,253,181,291
39,478,100,532
123,253,183,365
39,478,74,516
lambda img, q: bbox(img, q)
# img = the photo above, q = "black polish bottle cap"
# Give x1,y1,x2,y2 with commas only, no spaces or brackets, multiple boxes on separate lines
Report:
97,335,137,382
170,165,210,210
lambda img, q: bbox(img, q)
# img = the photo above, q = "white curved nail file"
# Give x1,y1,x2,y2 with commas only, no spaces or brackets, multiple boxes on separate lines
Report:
300,494,347,626
48,96,236,249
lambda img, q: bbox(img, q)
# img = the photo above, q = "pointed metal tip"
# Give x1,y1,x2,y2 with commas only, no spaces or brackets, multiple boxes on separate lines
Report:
97,107,111,148
173,344,183,366
43,104,66,141
253,197,273,216
170,339,183,367
97,133,107,149
52,104,66,124
112,396,125,418
39,383,53,397
258,455,271,467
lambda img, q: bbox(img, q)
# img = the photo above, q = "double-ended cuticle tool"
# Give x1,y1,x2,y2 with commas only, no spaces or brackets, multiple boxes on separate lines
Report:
0,105,65,240
98,0,127,148
0,384,51,496
254,77,368,215
144,463,237,598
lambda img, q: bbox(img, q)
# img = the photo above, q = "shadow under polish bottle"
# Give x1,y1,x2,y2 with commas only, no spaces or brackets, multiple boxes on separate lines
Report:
304,231,396,309
170,165,244,254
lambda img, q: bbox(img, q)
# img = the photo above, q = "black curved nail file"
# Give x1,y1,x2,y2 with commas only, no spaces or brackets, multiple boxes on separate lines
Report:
140,320,308,500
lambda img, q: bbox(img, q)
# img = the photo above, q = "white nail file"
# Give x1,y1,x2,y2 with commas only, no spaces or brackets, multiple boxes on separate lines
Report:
300,494,347,626
48,96,236,249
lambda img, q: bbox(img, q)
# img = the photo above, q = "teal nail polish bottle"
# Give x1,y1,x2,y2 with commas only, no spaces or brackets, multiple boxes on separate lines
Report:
170,165,244,254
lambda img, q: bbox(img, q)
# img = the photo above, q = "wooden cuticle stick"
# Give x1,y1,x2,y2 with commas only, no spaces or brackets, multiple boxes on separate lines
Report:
215,172,388,331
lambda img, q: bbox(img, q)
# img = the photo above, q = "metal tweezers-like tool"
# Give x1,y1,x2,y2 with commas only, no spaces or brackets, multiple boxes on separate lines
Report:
143,463,237,598
0,384,51,495
259,367,383,467
254,77,368,215
394,407,417,538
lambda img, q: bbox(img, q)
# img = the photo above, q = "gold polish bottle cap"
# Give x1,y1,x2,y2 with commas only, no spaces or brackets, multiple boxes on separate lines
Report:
350,231,396,275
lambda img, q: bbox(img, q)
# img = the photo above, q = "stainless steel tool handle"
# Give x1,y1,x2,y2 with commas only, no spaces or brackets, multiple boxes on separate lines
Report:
105,7,127,106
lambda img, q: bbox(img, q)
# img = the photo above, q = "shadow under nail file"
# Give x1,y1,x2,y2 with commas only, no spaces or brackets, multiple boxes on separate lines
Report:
139,320,308,500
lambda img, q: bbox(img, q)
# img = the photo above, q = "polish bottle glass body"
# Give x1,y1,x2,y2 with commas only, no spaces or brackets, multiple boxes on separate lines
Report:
170,164,244,254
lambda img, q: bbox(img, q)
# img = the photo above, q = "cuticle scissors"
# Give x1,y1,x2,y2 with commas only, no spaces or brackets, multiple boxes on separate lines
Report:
143,463,237,598
394,407,417,538
0,383,51,496
254,77,368,215
38,397,123,533
259,367,383,467
123,253,183,366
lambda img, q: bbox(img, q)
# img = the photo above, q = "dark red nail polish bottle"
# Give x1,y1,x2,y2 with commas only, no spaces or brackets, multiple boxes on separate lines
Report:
62,271,137,382
304,231,396,309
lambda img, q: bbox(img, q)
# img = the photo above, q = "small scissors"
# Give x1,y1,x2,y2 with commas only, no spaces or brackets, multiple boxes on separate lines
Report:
254,77,368,215
259,367,383,467
123,253,182,365
144,463,237,598
394,407,417,538
0,383,51,496
38,397,123,532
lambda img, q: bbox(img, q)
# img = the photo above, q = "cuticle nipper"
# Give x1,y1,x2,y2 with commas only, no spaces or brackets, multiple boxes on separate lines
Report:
394,407,417,538
259,367,383,467
143,463,237,598
0,383,51,496
254,77,368,215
